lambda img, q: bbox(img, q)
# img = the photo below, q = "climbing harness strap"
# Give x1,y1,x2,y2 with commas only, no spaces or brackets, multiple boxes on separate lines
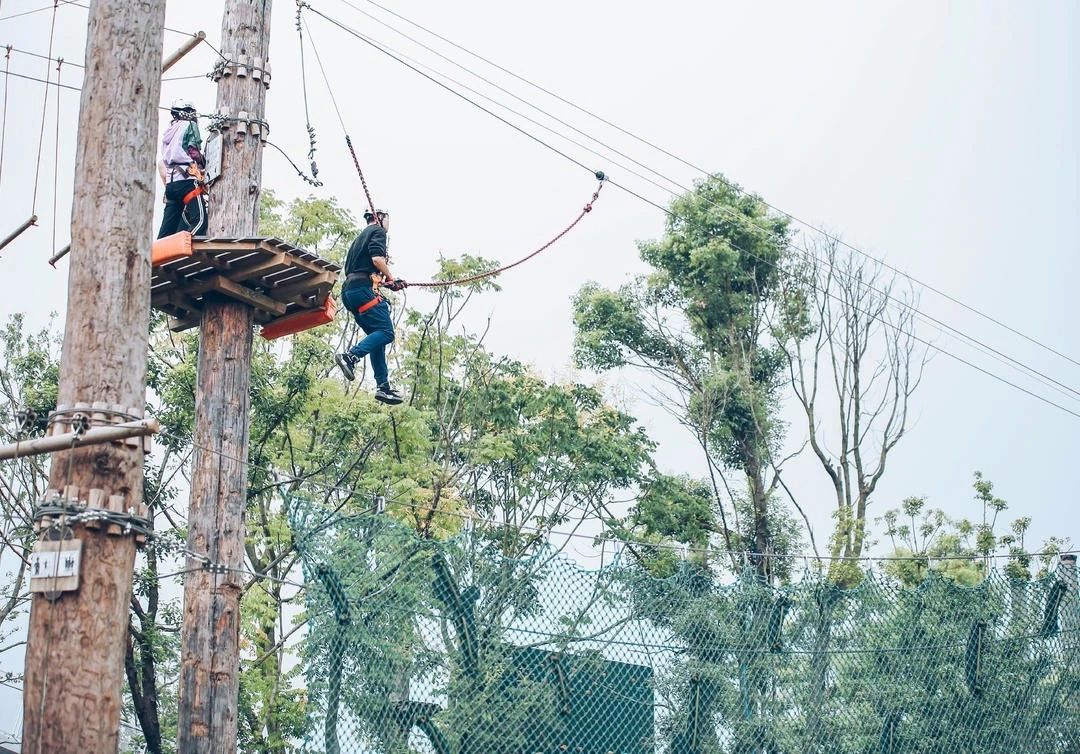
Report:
385,174,606,290
355,295,383,315
182,184,204,206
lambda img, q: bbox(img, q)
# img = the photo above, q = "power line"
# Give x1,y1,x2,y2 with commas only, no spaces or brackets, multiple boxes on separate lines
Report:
0,68,78,91
312,11,1080,405
0,44,83,67
311,3,1080,404
9,11,1078,416
338,0,1080,371
303,4,598,178
0,0,86,23
303,4,1080,420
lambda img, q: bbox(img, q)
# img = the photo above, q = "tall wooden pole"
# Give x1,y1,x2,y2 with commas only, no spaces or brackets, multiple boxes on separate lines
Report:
21,0,167,750
177,2,271,752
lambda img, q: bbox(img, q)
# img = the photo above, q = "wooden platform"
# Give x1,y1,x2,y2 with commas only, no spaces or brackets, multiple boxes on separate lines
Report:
150,235,341,333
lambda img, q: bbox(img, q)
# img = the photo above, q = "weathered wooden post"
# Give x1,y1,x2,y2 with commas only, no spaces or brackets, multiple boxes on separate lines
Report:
21,0,167,749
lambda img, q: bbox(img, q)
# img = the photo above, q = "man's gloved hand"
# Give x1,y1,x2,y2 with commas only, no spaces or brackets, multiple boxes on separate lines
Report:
384,279,408,292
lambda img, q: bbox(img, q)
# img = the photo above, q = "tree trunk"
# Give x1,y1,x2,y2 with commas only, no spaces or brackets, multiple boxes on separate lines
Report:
21,0,165,750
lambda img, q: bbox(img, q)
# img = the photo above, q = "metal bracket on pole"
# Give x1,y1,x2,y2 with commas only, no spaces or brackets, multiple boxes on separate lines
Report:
211,52,272,88
0,401,160,461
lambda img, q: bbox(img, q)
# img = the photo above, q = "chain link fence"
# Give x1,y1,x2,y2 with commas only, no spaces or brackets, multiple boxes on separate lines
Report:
291,511,1079,754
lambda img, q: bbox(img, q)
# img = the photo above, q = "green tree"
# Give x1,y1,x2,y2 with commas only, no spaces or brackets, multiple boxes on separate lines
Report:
574,175,801,576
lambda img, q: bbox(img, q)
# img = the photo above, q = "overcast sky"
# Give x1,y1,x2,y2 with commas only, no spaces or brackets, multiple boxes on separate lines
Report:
0,0,1077,564
2,0,1078,539
0,0,1078,742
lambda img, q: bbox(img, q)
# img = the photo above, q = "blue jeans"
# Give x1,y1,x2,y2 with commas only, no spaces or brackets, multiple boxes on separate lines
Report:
342,284,395,387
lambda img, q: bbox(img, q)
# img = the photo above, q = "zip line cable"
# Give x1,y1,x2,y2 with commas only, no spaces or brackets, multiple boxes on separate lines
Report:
338,0,1080,371
0,45,9,181
306,8,1080,403
302,9,1079,400
0,0,83,23
305,15,682,201
4,13,1075,412
30,0,58,216
50,57,60,259
301,7,607,287
7,0,1080,375
0,68,77,91
297,10,380,223
304,4,598,178
303,4,1080,417
333,0,684,195
293,4,322,187
0,44,82,67
4,18,1077,413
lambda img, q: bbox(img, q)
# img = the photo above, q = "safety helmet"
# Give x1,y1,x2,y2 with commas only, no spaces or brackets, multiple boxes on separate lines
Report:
363,208,389,222
170,98,197,119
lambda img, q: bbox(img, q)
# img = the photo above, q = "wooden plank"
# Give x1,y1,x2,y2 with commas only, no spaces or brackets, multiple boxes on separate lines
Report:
267,270,337,300
210,274,288,316
226,251,288,282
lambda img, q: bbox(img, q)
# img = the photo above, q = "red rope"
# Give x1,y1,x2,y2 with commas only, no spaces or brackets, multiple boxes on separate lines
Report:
344,134,383,228
395,177,605,289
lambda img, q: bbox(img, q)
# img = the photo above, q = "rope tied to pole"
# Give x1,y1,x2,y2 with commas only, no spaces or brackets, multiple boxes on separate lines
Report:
392,173,606,290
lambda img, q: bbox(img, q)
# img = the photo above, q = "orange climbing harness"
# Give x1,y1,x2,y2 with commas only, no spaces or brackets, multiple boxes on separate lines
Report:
182,163,207,205
355,295,383,315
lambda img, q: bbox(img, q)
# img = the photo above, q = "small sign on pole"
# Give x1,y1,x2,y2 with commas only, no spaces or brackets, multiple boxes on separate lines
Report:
29,539,83,594
205,132,223,185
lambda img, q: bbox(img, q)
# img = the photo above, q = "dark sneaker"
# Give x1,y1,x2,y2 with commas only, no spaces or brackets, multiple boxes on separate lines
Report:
335,353,357,381
374,385,404,405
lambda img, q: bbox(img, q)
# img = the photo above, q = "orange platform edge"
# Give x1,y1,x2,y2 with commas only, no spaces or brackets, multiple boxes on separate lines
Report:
259,295,337,340
151,231,193,266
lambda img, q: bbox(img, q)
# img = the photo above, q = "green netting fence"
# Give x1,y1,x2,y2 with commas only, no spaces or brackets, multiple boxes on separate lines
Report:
290,510,1079,754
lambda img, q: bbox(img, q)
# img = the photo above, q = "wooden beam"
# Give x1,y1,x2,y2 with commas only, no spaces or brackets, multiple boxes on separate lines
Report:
227,251,288,281
0,419,160,460
210,275,287,315
168,316,200,332
267,270,337,300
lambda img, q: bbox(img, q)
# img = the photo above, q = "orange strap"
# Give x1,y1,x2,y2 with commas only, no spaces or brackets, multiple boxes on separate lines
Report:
356,295,382,314
182,185,204,205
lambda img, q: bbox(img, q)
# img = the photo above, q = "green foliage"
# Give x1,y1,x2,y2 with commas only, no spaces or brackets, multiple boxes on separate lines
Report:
572,175,803,576
878,474,1069,588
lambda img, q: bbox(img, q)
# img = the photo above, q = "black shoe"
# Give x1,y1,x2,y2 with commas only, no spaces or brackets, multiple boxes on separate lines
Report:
335,353,357,381
374,384,404,405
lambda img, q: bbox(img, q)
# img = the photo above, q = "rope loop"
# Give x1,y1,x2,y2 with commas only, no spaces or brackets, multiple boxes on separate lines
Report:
389,176,605,290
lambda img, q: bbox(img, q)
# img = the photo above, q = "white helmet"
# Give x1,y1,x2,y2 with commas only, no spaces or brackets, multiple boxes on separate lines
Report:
170,98,196,119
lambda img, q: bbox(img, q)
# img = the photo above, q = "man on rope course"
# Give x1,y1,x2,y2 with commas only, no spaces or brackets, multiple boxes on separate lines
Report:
335,208,407,405
156,98,209,239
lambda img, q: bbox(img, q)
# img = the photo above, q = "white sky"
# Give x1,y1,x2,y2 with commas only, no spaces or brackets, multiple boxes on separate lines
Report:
0,1,1077,568
0,0,1077,743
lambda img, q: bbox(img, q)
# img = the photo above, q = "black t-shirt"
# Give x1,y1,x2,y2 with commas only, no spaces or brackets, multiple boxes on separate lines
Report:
343,224,387,283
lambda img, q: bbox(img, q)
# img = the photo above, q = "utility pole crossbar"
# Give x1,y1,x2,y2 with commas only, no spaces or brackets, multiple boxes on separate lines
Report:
0,418,159,460
162,30,207,74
